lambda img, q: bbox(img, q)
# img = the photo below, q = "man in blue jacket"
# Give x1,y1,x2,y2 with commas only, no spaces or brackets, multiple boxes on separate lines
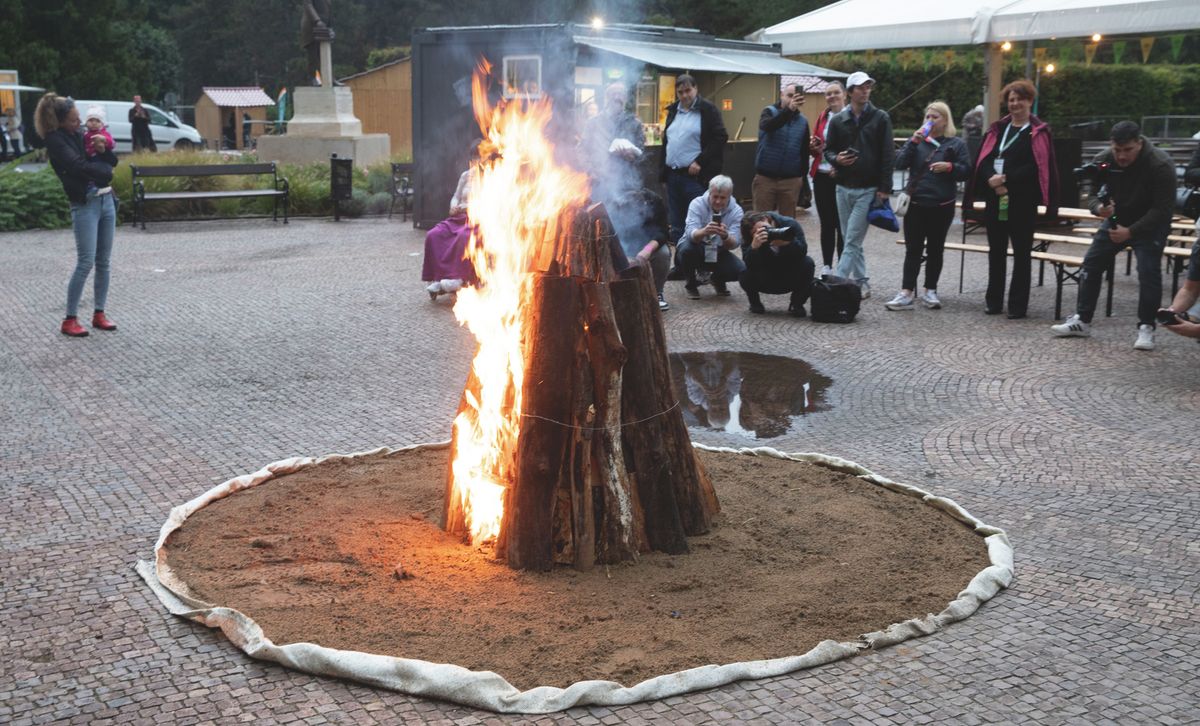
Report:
752,83,810,218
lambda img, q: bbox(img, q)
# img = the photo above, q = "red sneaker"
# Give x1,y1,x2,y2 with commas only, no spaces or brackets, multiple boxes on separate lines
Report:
61,318,89,337
91,312,117,331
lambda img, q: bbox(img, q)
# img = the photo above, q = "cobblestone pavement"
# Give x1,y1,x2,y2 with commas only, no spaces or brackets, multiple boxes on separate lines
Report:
2,213,1197,725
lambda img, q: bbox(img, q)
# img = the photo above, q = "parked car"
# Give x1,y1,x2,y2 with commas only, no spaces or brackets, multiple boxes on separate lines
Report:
76,100,204,153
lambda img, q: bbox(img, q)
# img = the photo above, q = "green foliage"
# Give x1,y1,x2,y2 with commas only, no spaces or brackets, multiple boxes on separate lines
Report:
0,168,72,231
365,46,411,69
365,191,393,216
366,166,393,195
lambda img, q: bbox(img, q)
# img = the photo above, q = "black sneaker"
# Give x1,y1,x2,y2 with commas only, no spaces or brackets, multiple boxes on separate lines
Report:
685,284,701,300
712,281,731,296
748,300,766,314
788,303,807,318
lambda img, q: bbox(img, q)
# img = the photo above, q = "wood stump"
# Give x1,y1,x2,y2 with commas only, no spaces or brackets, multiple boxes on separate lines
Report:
445,202,719,571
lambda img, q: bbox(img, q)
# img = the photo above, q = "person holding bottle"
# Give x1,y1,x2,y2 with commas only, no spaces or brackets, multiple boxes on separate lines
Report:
965,79,1058,319
885,101,971,311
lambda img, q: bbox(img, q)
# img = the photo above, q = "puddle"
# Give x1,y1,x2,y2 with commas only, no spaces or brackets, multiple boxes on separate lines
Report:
668,351,832,440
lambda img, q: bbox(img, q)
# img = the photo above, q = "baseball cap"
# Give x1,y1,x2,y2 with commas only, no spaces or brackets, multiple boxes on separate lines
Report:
846,71,875,90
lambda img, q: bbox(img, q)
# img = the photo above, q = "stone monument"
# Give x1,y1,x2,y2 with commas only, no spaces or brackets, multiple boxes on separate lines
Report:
256,0,389,169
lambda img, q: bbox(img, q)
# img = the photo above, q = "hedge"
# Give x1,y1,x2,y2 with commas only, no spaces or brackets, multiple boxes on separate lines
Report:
0,150,411,232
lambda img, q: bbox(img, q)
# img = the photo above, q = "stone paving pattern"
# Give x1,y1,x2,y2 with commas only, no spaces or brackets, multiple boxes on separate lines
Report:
2,213,1197,725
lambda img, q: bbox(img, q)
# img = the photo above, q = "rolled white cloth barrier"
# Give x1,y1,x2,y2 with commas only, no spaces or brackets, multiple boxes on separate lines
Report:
137,441,1013,714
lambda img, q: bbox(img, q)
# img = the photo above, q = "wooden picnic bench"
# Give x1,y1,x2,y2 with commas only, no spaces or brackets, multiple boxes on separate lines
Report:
131,162,289,229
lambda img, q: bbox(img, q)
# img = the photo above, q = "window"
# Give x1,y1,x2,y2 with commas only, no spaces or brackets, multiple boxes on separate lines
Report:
502,55,542,99
148,107,173,126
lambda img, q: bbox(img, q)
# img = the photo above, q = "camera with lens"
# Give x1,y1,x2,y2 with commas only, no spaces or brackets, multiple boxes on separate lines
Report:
1073,161,1121,206
765,225,797,243
1176,186,1200,220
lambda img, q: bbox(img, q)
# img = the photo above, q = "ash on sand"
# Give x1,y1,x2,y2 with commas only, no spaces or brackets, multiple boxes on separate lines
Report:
163,446,993,691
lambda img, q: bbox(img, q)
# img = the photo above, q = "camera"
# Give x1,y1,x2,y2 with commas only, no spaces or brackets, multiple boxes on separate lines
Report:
711,211,724,225
1073,161,1122,206
1155,309,1196,326
1176,186,1200,220
765,226,796,243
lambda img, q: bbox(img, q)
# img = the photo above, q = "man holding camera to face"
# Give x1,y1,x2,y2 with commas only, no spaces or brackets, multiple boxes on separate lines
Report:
738,211,815,317
678,174,745,299
1051,121,1176,350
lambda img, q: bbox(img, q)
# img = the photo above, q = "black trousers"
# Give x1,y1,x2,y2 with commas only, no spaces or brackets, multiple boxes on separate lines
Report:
813,171,842,267
738,244,815,307
901,203,955,291
985,200,1037,314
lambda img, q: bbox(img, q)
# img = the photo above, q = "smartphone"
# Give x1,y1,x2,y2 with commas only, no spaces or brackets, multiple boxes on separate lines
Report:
1156,309,1195,326
712,211,724,225
845,147,861,157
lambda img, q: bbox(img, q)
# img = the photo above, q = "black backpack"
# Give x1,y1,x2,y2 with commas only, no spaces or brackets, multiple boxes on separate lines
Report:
810,275,861,323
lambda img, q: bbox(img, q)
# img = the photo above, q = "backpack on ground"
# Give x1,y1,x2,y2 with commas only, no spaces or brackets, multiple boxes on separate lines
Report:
810,275,861,323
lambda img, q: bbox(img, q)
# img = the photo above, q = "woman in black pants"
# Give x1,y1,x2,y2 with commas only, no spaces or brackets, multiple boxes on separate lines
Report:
965,79,1059,318
809,81,845,276
885,101,970,310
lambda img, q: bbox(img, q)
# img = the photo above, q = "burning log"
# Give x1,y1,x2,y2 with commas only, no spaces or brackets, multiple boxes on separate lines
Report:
445,203,718,571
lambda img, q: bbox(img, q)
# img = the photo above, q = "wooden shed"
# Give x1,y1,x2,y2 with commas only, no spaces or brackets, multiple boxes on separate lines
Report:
195,87,274,151
339,58,412,158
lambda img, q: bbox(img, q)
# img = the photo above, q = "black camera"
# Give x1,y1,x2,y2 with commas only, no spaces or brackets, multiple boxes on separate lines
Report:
765,226,796,243
712,211,724,225
1156,309,1196,326
1176,186,1200,220
1073,161,1121,206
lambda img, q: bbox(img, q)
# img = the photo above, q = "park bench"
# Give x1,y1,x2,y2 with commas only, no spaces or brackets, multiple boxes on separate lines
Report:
130,162,289,229
389,162,414,221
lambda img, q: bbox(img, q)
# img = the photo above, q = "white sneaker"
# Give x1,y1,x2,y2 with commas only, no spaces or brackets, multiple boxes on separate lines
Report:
819,264,833,278
1134,324,1155,351
921,289,942,309
1050,314,1091,338
658,294,670,311
425,281,443,297
884,291,914,310
858,281,871,300
440,278,464,293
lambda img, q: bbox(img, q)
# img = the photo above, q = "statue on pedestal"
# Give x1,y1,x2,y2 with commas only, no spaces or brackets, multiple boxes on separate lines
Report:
301,0,334,83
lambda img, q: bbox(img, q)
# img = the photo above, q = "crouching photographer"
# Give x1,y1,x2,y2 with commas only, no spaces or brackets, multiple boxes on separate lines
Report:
1159,146,1200,341
737,211,815,317
1050,121,1176,351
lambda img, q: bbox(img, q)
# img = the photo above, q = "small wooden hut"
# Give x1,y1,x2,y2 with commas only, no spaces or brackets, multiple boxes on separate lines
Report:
339,58,413,158
195,87,275,151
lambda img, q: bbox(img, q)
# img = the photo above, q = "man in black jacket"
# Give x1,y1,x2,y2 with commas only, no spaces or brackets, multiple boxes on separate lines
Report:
822,71,893,300
738,211,815,317
660,74,729,244
1051,121,1177,350
752,83,810,218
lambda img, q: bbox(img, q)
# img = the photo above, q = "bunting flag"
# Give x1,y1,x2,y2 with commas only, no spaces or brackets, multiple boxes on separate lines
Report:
1034,47,1047,63
1060,44,1077,64
1085,43,1099,66
888,49,898,67
922,48,934,70
1112,40,1127,64
944,50,956,69
1141,37,1155,63
1170,34,1185,62
864,49,876,65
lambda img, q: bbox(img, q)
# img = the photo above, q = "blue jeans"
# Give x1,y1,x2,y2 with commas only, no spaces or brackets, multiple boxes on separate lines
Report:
1077,219,1165,327
834,186,876,283
67,191,117,317
666,171,705,244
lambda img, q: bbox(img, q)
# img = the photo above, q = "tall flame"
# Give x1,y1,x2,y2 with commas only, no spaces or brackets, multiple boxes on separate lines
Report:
449,60,590,544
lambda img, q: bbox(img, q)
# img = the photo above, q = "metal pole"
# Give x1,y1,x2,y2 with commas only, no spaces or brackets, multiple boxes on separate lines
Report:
1025,41,1034,79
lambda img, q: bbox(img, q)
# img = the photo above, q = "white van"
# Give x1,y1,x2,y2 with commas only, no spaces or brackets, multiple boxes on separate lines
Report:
76,100,204,153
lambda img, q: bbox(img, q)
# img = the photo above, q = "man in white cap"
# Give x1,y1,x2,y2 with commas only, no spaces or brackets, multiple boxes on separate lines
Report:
821,71,893,299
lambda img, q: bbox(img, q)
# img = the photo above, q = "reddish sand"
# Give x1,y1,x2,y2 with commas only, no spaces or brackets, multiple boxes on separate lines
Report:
164,447,990,690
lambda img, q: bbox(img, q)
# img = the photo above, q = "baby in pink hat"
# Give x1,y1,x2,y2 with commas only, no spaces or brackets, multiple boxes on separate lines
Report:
82,105,114,158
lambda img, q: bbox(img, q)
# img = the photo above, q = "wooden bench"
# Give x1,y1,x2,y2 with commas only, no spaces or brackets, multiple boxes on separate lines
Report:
898,238,1107,319
131,162,289,229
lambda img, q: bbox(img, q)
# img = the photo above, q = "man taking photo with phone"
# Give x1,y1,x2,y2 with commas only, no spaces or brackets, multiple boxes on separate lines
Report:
822,71,893,300
1051,121,1176,350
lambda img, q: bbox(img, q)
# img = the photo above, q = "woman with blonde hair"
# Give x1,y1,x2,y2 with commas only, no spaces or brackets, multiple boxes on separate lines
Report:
885,100,970,311
36,92,120,336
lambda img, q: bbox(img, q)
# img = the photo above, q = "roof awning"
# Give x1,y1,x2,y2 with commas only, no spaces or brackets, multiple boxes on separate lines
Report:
573,36,847,77
0,83,46,92
201,87,275,107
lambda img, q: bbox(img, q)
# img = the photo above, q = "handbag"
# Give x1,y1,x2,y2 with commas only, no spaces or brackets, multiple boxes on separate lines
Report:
798,176,813,209
894,191,911,216
810,275,861,323
896,142,938,217
867,198,900,233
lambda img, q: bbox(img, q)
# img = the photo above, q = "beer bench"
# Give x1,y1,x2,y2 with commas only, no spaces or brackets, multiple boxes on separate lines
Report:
130,162,289,229
896,238,1108,319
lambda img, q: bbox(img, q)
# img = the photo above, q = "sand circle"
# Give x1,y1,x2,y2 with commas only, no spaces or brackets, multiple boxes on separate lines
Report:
147,444,1010,708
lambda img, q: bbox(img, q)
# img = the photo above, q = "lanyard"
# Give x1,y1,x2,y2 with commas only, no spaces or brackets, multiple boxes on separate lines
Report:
998,123,1028,157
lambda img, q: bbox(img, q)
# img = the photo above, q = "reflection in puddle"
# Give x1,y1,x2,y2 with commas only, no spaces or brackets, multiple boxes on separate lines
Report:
668,351,833,439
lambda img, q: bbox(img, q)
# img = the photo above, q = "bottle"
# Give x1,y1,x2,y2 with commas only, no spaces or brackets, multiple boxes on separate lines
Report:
918,119,934,140
998,194,1009,222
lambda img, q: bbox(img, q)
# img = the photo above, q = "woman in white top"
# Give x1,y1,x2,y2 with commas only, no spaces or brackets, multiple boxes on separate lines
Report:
422,157,476,300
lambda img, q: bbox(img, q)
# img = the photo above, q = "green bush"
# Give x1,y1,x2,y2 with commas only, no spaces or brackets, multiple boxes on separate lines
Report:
365,191,393,216
0,168,72,231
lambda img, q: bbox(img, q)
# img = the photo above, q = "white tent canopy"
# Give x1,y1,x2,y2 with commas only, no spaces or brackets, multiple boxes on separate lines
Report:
751,0,1200,54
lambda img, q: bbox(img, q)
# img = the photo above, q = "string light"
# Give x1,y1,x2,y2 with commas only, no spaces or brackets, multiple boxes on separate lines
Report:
1001,41,1012,51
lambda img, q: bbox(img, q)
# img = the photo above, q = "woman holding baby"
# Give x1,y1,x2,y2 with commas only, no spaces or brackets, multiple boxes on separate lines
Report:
36,93,120,337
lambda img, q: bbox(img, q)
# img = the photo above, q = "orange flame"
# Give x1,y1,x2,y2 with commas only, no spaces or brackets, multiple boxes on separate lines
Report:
449,59,590,544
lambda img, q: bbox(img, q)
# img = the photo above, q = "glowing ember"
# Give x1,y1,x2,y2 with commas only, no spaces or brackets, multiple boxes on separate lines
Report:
448,60,591,544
